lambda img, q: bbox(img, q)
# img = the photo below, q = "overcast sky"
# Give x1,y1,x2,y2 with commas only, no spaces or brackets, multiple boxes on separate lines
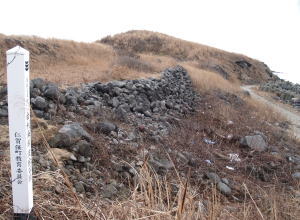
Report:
1,0,299,83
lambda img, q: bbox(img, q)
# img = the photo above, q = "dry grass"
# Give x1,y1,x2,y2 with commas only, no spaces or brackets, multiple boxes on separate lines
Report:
1,149,299,219
0,35,115,85
100,30,274,83
139,54,178,71
182,62,241,93
99,30,229,60
245,95,288,124
1,30,275,86
0,34,166,85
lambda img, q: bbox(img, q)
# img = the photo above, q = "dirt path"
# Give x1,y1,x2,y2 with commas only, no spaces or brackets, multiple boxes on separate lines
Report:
242,85,300,140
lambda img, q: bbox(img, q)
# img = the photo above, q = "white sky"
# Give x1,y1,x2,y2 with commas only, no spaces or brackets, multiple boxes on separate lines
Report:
1,0,300,83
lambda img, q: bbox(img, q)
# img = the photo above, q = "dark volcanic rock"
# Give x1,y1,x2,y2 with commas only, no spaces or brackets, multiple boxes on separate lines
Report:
50,123,93,147
43,83,61,100
32,96,48,110
260,79,300,108
0,86,7,98
97,122,118,135
206,172,221,183
31,78,46,90
236,60,252,68
217,182,232,195
76,140,92,157
0,107,8,117
240,134,268,152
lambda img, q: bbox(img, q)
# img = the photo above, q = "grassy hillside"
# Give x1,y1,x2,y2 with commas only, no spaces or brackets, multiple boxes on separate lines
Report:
99,30,276,83
1,30,276,86
0,34,116,84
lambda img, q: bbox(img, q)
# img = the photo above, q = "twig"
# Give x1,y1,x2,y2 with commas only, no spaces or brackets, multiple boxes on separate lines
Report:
178,168,190,217
243,183,265,220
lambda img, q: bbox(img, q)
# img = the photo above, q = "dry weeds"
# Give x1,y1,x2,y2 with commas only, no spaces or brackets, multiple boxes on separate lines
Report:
1,30,274,86
0,31,298,219
182,62,241,93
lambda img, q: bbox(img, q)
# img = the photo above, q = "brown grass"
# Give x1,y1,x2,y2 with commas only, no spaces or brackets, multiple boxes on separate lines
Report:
1,148,299,219
1,30,275,86
182,62,241,93
0,35,116,85
100,30,274,83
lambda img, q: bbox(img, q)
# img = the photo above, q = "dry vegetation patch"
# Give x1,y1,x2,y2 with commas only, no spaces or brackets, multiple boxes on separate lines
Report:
100,30,275,84
0,31,298,219
1,30,275,86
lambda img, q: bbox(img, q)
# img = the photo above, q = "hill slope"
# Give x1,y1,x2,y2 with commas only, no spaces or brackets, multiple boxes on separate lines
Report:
1,31,299,219
1,31,276,85
99,30,276,83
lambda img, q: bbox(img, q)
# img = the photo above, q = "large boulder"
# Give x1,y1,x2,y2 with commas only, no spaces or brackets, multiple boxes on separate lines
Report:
240,134,268,152
50,123,93,147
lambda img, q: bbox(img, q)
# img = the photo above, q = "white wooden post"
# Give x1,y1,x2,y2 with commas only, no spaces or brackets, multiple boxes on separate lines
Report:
6,46,33,215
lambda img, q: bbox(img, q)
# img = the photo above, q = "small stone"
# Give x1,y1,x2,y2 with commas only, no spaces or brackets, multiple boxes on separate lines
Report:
32,96,48,110
217,182,232,195
227,120,234,125
44,84,61,100
114,104,130,121
31,78,46,89
206,172,221,183
70,154,77,161
149,157,174,171
144,111,152,117
38,157,49,168
292,172,300,180
112,97,119,108
240,135,268,152
74,182,85,193
76,140,92,157
138,125,146,132
78,156,87,163
97,122,117,135
112,138,119,145
0,86,7,98
129,168,137,176
55,186,62,194
111,131,118,138
126,132,137,141
102,184,118,199
0,108,8,117
221,178,229,185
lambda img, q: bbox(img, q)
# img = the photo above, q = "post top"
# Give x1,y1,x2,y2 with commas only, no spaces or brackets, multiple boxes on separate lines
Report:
6,46,29,55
